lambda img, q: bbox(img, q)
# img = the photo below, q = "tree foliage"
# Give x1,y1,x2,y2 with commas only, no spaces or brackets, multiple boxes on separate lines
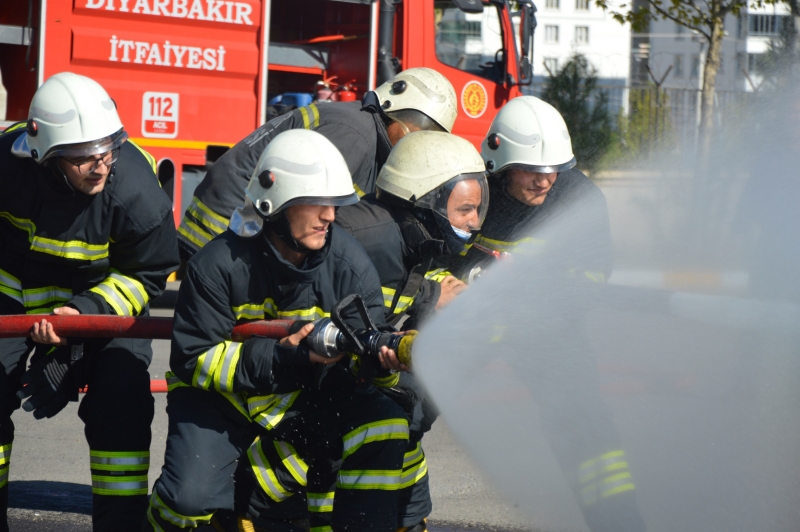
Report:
541,54,614,171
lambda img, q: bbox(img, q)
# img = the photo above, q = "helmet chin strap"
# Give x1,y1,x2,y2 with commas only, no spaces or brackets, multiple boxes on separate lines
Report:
47,158,76,194
266,214,316,253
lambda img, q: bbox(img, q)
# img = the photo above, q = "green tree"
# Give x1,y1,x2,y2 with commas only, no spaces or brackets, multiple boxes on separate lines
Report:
541,54,613,172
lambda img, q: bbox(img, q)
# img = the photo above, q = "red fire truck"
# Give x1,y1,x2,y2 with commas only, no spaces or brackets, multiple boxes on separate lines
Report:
0,0,535,226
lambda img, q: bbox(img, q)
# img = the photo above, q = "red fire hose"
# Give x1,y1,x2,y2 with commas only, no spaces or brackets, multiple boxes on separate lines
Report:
0,315,296,393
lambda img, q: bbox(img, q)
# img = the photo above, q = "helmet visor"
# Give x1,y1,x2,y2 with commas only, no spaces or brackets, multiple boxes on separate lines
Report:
415,172,489,232
501,157,577,175
386,109,447,134
45,128,128,161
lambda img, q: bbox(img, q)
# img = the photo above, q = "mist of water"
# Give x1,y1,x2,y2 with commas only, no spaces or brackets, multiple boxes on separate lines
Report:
414,88,800,532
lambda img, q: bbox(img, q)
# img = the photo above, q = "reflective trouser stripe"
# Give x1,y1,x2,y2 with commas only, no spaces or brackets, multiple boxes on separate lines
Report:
149,491,214,528
580,472,635,506
250,391,301,430
92,475,148,495
90,450,150,472
273,440,308,486
342,419,409,459
31,236,108,260
337,470,402,490
0,443,11,467
192,341,242,392
307,491,334,513
248,440,293,502
0,464,8,489
398,456,428,489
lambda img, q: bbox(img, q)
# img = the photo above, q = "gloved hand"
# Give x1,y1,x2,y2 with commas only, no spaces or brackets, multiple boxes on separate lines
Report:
16,345,80,419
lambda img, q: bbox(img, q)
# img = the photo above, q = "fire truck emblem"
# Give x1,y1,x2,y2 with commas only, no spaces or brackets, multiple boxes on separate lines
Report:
461,81,487,118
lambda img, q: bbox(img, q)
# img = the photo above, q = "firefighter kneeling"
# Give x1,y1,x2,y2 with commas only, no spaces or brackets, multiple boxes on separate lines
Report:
0,73,180,531
145,129,409,532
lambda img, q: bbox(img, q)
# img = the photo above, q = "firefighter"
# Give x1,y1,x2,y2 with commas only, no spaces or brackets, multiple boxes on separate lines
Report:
146,129,409,532
0,72,179,532
445,96,647,532
177,67,458,261
235,132,489,532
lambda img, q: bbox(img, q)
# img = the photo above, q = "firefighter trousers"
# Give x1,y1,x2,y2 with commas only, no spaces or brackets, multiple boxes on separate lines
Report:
0,335,154,532
146,385,409,532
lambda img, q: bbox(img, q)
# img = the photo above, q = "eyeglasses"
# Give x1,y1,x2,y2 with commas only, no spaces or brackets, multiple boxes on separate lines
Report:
63,148,120,175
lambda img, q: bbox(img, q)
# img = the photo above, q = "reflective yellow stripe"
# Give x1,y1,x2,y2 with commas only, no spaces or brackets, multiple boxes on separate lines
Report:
473,235,540,254
193,341,242,392
127,139,157,174
342,419,409,460
177,220,213,248
381,286,414,314
373,372,400,388
578,450,635,506
90,282,133,316
0,122,26,136
250,391,301,430
309,104,320,128
0,268,23,305
248,439,293,502
150,492,214,528
424,268,451,282
307,491,334,513
0,444,11,467
0,211,36,240
353,183,366,197
90,450,149,472
403,442,423,468
164,371,189,391
187,197,229,234
91,474,149,495
31,235,109,261
310,527,333,532
232,299,329,322
273,440,308,487
398,456,428,489
0,464,8,489
299,107,311,129
337,469,402,490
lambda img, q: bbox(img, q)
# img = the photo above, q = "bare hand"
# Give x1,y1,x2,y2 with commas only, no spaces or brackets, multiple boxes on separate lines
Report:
280,323,343,365
436,275,468,310
30,307,80,345
378,346,408,372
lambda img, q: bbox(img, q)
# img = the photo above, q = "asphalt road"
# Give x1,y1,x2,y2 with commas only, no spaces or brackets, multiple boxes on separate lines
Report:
6,304,534,532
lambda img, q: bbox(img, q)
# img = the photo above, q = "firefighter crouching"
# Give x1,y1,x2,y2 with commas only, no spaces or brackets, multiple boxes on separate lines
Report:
146,129,409,532
177,67,458,261
237,132,489,531
445,96,647,532
0,73,180,532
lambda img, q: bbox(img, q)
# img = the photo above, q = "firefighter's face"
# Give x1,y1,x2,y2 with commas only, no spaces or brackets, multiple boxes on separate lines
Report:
58,152,113,195
506,169,557,206
285,204,336,250
447,179,483,231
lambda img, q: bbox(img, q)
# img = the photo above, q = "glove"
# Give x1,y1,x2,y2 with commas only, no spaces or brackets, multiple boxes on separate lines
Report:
16,345,80,419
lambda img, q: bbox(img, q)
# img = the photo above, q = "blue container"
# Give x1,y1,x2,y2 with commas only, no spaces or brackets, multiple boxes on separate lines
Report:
268,92,313,108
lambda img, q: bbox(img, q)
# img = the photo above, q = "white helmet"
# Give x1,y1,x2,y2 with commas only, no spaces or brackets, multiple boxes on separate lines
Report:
376,131,489,231
12,72,127,163
481,96,576,174
245,129,358,219
371,68,458,133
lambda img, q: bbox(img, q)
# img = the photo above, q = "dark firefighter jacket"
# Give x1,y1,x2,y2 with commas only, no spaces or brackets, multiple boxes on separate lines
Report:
335,195,451,330
445,168,613,284
177,101,393,257
0,125,179,318
167,224,398,428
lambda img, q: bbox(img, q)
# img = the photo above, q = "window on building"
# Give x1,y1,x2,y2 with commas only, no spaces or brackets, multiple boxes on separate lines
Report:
575,26,589,44
545,25,560,43
674,54,684,77
434,1,505,82
546,0,560,9
748,14,788,35
747,53,764,73
544,57,559,74
691,54,700,78
575,0,589,11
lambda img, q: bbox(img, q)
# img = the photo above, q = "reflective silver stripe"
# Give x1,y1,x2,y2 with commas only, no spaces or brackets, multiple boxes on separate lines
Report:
22,286,72,307
274,441,308,486
215,342,241,392
398,458,427,489
90,283,133,316
581,472,635,506
0,211,36,240
108,272,148,312
90,456,149,466
92,479,148,491
0,444,10,466
187,198,229,234
248,441,292,502
0,269,22,304
194,344,223,389
403,442,423,468
177,219,213,249
31,237,108,260
307,491,334,512
342,420,409,459
247,394,279,415
579,451,628,484
151,492,213,527
337,470,401,490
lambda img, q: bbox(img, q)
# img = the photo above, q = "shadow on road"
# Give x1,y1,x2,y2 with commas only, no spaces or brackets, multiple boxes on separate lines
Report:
8,481,92,514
